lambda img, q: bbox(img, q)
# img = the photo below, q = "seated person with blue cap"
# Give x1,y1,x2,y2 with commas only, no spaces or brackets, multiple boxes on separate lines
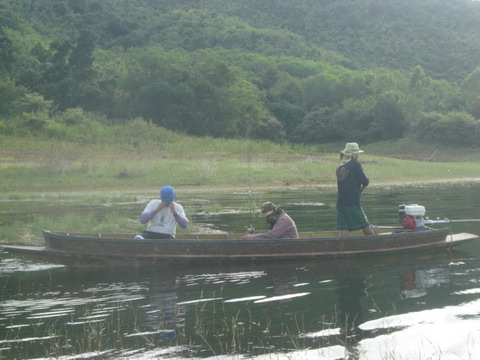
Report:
140,186,189,239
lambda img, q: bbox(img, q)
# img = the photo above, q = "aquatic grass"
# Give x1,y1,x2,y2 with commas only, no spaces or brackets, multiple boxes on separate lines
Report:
183,293,359,358
0,193,199,245
79,194,139,205
0,299,149,359
202,204,227,215
6,193,27,200
1,280,475,360
0,213,145,245
1,192,138,205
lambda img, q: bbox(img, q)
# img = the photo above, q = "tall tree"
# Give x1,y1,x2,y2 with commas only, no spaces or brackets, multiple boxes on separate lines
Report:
460,67,480,119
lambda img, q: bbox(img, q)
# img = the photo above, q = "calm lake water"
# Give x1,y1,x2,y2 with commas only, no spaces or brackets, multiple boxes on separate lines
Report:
1,183,480,359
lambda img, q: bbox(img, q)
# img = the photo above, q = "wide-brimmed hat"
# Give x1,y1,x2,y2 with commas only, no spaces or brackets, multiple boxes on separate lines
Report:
340,142,364,155
260,201,279,217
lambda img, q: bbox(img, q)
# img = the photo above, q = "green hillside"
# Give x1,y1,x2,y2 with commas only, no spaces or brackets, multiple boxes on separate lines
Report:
1,0,479,145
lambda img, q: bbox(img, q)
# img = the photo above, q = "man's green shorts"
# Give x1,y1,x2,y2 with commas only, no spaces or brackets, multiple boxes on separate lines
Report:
336,206,370,231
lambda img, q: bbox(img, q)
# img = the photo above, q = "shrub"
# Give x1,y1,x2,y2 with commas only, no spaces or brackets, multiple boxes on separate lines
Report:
415,111,480,145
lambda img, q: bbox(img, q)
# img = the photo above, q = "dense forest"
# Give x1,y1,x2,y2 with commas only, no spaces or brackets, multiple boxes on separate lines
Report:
1,0,480,145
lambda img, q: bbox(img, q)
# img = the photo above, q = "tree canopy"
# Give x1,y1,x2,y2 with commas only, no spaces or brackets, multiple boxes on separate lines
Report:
1,0,479,145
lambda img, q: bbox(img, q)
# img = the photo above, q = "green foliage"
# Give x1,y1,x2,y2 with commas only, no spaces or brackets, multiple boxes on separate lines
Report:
112,47,276,138
1,92,53,135
333,97,377,142
415,111,480,145
2,0,480,145
294,107,339,143
55,107,87,126
300,0,480,82
0,78,27,117
460,67,480,119
371,91,408,140
108,117,179,145
0,30,15,74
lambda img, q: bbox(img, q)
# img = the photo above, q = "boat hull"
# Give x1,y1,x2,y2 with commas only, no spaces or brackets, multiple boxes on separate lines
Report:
1,229,478,266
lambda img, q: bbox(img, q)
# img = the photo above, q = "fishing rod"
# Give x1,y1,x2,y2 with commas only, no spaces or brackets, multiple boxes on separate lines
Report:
374,219,480,230
425,218,480,224
245,142,255,234
373,203,480,230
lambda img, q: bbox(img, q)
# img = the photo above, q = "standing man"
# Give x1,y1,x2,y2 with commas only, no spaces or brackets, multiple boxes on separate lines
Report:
336,143,375,237
140,186,189,239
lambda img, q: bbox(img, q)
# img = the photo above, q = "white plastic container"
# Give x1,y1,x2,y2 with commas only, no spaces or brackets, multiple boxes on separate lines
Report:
404,204,425,216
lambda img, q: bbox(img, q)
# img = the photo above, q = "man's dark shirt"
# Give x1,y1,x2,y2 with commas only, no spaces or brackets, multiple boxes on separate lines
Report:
336,159,369,207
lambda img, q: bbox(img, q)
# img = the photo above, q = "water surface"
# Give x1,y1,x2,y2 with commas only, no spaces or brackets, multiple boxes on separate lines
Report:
1,184,480,359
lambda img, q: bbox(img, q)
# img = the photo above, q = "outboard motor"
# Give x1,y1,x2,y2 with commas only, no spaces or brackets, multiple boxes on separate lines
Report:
399,204,426,231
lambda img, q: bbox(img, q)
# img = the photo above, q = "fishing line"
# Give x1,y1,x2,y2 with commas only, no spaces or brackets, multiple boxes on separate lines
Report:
246,142,255,234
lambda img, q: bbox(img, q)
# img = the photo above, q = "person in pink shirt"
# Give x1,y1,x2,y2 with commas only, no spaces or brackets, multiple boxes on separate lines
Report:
242,202,299,240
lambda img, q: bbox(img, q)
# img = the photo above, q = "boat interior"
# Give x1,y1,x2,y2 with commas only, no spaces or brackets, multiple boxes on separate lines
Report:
47,228,395,240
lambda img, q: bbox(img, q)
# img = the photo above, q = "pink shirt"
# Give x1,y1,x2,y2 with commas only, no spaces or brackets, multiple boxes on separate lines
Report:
252,213,299,239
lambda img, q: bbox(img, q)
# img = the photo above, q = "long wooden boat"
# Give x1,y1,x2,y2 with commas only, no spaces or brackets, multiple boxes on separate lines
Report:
1,228,478,266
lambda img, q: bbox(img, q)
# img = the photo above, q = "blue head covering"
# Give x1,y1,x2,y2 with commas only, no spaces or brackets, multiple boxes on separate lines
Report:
160,186,176,203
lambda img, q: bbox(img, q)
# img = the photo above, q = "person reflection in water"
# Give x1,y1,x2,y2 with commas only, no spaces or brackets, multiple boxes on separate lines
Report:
242,202,299,240
144,277,185,341
335,275,369,359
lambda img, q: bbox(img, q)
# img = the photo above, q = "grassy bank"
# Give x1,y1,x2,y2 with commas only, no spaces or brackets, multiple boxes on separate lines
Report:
1,136,479,195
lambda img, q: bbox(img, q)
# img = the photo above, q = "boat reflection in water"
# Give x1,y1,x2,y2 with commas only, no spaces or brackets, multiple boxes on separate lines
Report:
1,247,480,359
400,268,449,299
